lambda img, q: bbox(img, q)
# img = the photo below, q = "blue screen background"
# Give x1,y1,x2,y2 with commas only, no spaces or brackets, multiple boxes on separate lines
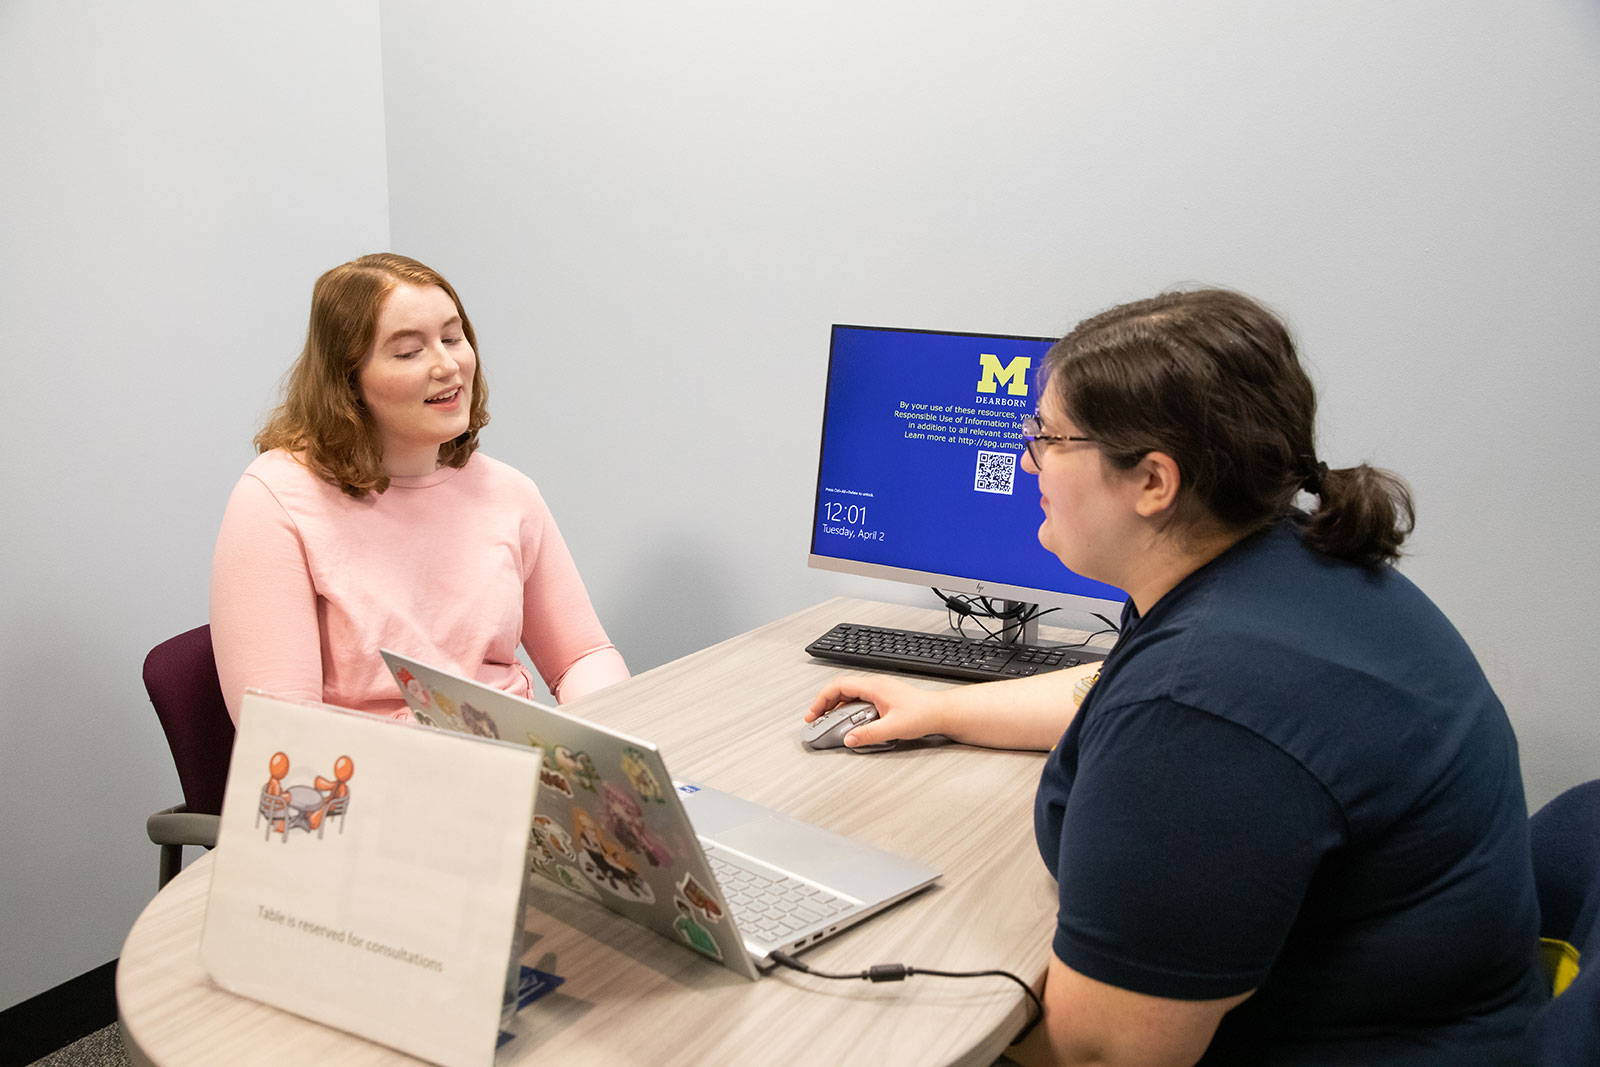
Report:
811,325,1127,607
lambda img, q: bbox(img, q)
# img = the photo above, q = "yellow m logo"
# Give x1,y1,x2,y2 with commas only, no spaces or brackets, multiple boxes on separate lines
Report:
977,353,1030,396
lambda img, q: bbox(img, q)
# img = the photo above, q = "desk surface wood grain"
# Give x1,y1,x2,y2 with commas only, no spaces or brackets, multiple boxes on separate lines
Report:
120,597,1104,1067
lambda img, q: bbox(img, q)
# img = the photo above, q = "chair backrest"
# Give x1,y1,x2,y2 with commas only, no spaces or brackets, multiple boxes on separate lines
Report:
1525,778,1600,1063
145,624,236,817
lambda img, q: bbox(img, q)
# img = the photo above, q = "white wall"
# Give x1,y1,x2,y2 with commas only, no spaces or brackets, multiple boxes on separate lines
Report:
0,1,389,1010
4,0,1597,1015
381,0,1600,799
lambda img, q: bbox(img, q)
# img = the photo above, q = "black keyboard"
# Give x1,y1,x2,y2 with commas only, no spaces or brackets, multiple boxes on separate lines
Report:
804,622,1105,683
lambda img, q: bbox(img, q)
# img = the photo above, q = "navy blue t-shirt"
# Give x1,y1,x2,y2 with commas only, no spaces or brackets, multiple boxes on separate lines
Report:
1034,522,1547,1064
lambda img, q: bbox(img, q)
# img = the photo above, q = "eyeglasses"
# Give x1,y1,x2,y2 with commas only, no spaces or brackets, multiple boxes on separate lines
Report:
1019,415,1094,467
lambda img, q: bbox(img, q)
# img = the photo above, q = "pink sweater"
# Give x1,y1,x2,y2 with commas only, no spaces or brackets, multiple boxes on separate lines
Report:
210,449,627,724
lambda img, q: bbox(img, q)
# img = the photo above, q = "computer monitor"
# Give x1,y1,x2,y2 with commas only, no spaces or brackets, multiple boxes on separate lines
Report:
807,323,1128,640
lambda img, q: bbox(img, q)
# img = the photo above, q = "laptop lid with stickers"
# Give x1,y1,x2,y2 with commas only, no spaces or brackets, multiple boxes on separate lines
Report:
380,649,761,980
380,650,939,977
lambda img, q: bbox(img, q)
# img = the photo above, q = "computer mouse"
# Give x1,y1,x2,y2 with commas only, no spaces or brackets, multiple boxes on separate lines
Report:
801,702,898,753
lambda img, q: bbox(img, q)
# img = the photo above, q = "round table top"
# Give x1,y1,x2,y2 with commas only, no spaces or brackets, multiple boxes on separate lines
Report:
119,597,1082,1066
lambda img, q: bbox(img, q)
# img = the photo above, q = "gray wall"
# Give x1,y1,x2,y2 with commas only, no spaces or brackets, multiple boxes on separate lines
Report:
379,0,1600,792
4,0,1597,1013
1,0,390,1010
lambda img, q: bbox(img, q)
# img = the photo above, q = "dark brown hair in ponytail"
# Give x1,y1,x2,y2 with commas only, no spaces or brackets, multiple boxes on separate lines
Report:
1303,464,1414,566
1044,287,1414,566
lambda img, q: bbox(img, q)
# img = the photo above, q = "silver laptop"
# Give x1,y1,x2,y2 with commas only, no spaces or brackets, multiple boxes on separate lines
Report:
380,650,939,980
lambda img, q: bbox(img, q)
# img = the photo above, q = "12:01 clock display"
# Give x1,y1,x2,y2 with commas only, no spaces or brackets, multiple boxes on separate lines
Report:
823,502,867,525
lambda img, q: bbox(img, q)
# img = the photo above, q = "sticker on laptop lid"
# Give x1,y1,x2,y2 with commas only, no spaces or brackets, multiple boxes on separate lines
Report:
553,863,603,901
538,767,574,799
672,897,723,961
573,808,655,903
600,782,673,867
532,814,578,862
622,747,666,803
676,873,724,924
459,700,499,739
550,745,600,792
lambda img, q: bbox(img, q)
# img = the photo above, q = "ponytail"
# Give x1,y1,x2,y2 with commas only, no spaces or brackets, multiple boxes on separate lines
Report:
1300,463,1415,567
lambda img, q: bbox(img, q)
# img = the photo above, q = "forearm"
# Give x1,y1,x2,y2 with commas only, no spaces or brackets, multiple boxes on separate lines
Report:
931,662,1099,751
551,646,629,704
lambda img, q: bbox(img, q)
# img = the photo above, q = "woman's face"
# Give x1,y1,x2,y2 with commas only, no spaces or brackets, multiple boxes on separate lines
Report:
357,282,476,475
1020,390,1144,587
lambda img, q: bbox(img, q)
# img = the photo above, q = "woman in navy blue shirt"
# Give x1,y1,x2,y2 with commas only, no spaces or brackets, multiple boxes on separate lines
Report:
808,289,1545,1066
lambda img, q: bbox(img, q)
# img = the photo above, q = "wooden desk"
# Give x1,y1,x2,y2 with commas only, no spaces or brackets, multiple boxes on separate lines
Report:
119,597,1098,1066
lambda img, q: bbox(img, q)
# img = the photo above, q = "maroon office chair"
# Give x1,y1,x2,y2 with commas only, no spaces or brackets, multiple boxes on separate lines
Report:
144,624,237,887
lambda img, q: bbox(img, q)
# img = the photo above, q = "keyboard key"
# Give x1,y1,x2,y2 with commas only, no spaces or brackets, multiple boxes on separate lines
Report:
702,849,852,942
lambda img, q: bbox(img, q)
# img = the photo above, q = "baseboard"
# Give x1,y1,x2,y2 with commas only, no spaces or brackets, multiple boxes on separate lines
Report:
0,960,118,1067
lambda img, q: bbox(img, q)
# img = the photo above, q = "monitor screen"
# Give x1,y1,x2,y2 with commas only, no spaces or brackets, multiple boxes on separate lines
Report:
808,324,1128,619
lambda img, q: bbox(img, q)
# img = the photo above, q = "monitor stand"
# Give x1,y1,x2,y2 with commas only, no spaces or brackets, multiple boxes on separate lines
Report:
945,597,1042,646
996,598,1041,645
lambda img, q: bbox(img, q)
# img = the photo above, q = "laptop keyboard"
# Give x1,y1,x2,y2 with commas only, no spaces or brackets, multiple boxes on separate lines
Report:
701,844,854,945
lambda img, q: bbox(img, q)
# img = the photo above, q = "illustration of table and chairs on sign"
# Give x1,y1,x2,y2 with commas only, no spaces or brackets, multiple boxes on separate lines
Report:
255,751,354,841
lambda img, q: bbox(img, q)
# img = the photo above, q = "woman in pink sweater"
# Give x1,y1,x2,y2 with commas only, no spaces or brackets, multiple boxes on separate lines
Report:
210,253,628,724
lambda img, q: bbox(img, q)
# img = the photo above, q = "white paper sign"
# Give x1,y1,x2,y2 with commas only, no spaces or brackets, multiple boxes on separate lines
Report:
201,690,542,1067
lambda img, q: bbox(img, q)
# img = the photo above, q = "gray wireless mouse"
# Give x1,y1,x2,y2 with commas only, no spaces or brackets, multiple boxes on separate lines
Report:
801,702,898,753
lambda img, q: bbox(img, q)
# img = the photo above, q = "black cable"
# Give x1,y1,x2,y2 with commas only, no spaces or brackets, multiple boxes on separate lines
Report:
934,590,1039,644
768,949,1044,1040
935,589,1113,651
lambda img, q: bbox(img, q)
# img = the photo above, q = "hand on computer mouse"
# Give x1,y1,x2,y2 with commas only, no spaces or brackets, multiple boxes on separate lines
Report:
802,702,898,753
805,678,943,751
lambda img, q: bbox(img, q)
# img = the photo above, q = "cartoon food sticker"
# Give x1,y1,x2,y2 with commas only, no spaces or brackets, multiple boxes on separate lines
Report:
552,745,601,792
533,814,578,861
460,700,498,739
528,836,556,877
673,896,723,961
573,808,655,903
676,873,723,924
397,668,430,707
554,864,603,901
621,747,665,803
539,767,574,798
431,690,460,725
600,782,673,867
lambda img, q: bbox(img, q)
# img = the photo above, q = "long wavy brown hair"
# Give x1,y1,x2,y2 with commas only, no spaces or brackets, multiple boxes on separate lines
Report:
255,253,490,497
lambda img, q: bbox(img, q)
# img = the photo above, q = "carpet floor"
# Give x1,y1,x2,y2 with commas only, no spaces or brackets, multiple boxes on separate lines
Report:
24,1024,131,1067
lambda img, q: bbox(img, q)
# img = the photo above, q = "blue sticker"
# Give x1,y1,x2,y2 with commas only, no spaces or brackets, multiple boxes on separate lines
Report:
513,965,565,1010
497,964,567,1045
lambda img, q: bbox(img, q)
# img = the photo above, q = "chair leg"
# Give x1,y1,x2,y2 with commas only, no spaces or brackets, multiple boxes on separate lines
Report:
158,843,181,889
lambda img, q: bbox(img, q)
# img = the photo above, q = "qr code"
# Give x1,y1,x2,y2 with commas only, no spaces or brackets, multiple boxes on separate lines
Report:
974,450,1016,495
